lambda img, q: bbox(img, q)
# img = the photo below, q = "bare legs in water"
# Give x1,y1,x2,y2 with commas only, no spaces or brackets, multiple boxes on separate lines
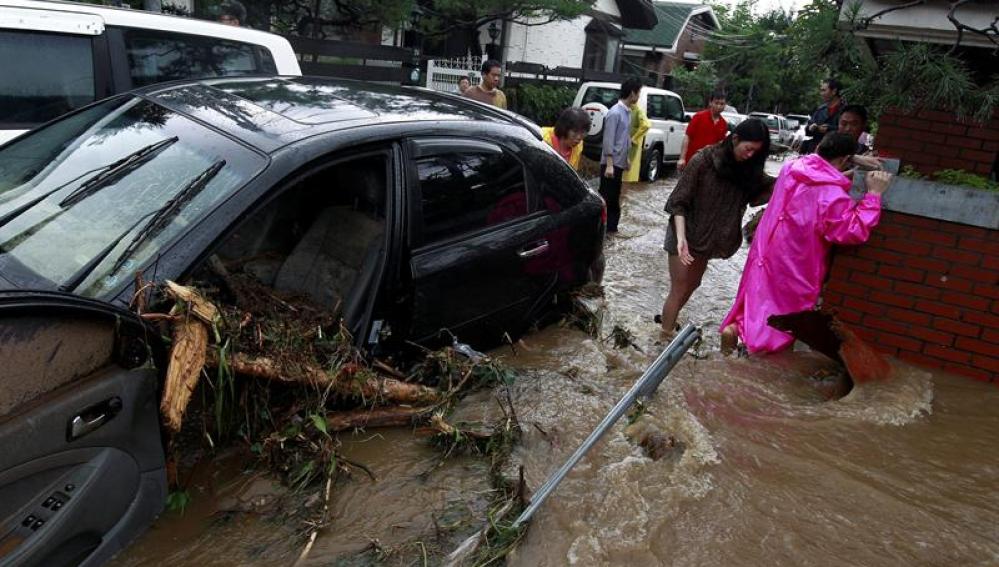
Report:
660,253,707,338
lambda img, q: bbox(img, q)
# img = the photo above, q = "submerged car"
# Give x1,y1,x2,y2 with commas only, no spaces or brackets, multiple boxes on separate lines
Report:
0,76,604,566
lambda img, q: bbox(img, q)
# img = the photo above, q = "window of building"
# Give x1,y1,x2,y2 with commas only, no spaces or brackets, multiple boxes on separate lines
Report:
415,150,528,244
582,18,623,73
0,30,95,126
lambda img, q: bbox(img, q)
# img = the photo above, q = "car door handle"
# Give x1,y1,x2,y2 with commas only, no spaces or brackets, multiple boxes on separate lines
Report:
518,240,549,258
68,397,122,441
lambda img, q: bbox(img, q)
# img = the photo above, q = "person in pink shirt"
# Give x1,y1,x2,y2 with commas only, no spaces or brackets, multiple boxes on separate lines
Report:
719,132,894,354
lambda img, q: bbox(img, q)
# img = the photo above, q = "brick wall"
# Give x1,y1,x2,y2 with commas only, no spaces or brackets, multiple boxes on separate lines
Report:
820,210,999,382
876,108,999,177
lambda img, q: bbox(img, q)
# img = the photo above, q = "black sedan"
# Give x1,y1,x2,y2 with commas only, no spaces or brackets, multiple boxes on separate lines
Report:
0,77,604,566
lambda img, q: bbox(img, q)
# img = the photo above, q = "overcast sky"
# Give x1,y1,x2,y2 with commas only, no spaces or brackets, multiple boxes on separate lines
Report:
710,0,812,16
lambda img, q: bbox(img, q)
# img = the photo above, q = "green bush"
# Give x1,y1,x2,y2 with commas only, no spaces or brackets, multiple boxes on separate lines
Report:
932,169,999,191
506,84,577,127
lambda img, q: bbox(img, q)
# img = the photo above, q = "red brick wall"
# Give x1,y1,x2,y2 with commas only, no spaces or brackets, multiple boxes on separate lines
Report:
820,211,999,382
876,108,999,177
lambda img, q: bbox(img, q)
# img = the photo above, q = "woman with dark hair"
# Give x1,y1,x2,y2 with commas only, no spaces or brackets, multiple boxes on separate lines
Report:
719,133,892,354
658,118,775,337
542,107,591,171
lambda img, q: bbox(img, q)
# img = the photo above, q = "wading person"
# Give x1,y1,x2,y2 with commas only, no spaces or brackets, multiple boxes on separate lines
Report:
719,133,893,354
801,78,843,154
464,60,507,109
542,107,591,171
678,91,729,171
623,101,651,182
600,77,643,233
658,119,774,337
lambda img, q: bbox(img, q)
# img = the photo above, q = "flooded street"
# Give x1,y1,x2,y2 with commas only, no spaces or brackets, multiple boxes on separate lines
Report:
116,161,999,566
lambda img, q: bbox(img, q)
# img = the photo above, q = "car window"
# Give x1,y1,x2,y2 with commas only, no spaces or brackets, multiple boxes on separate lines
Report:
0,30,96,127
580,87,619,108
0,97,266,296
752,114,778,129
415,150,529,244
646,95,668,120
123,29,263,87
665,96,684,121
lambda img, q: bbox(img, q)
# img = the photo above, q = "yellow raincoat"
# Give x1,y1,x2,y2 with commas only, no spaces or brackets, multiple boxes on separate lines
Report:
624,105,652,182
541,127,583,171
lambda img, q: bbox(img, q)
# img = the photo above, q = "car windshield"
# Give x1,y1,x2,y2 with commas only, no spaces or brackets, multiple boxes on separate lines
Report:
581,87,619,108
0,96,265,296
752,114,779,129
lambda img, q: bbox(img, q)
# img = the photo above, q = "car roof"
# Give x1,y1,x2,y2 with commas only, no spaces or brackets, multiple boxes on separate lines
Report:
0,0,299,72
138,76,538,153
580,82,681,98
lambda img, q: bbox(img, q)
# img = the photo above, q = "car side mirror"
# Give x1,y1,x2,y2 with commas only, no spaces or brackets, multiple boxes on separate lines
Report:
681,114,691,123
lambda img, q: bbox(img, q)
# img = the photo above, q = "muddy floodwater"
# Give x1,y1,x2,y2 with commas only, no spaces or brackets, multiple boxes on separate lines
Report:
115,161,999,566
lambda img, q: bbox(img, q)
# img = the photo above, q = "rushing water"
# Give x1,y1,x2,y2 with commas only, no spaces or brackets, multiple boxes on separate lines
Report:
115,161,999,566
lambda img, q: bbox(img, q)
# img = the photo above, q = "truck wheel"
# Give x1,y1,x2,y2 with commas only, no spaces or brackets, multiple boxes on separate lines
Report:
642,147,662,182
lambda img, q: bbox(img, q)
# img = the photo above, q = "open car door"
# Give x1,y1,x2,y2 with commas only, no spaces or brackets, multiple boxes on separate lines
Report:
0,291,166,567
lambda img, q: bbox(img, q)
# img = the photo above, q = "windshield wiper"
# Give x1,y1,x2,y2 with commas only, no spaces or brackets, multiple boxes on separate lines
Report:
110,159,226,274
57,210,157,293
59,136,179,208
0,137,179,232
59,159,225,294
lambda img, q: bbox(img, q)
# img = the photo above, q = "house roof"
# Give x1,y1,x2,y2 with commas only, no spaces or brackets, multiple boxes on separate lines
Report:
622,2,718,48
841,0,998,49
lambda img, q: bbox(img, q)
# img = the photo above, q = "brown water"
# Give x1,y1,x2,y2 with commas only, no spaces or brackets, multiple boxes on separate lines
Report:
115,161,999,566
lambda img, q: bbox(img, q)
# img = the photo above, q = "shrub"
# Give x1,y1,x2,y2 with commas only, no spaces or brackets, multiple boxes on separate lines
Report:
506,84,577,126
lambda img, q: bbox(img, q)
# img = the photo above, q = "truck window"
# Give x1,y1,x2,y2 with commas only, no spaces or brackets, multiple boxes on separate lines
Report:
0,30,96,127
122,29,268,87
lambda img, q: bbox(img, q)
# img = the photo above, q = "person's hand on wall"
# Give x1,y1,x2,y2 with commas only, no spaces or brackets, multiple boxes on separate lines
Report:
865,171,893,195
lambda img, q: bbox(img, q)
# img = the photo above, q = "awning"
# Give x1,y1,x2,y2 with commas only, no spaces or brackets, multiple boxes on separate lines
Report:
617,0,658,30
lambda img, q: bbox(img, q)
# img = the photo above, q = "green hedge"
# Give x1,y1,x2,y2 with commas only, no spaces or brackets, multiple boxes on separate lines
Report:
506,84,578,127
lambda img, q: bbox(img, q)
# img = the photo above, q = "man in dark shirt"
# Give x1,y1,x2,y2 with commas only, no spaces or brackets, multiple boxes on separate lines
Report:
678,91,729,170
801,78,844,154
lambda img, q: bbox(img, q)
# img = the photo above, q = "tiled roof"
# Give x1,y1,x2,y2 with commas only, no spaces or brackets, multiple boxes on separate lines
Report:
623,2,714,48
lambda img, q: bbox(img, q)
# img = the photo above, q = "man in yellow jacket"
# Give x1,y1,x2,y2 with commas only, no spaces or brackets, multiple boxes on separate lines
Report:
624,105,651,182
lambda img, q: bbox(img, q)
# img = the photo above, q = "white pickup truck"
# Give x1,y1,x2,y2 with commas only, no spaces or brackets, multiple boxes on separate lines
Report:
573,82,688,182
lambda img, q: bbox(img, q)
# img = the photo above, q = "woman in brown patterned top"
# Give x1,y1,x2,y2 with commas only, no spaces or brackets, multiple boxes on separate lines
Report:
659,118,774,337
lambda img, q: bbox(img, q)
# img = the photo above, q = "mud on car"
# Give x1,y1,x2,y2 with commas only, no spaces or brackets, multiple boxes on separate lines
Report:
0,77,604,566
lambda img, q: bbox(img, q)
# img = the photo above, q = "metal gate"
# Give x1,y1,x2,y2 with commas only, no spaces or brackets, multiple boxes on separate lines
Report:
425,53,482,93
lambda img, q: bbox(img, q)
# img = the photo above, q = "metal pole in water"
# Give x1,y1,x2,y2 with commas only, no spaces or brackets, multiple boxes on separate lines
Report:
511,323,701,529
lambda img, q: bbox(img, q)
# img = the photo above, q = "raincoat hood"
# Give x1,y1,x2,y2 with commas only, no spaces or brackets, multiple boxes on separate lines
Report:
788,154,850,189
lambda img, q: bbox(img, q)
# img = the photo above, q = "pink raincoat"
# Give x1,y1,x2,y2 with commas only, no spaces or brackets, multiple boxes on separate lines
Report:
720,154,882,353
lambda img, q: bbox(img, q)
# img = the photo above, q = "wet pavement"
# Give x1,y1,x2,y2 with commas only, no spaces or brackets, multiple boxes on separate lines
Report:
114,161,999,566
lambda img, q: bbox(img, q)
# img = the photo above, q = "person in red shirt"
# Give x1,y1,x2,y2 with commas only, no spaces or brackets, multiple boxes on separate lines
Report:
678,92,729,170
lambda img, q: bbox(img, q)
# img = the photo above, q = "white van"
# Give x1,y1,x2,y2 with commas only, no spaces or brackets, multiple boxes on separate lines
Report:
574,82,687,182
0,0,301,144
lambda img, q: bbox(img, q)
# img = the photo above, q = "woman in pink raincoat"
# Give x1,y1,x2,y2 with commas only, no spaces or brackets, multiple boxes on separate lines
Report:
720,132,893,354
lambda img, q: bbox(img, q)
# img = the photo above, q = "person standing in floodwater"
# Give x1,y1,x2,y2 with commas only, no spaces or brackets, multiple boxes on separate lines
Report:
600,77,643,233
658,119,774,337
677,91,729,171
719,132,893,354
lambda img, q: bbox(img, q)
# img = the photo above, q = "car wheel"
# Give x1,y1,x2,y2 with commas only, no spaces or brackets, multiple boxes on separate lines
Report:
642,147,661,182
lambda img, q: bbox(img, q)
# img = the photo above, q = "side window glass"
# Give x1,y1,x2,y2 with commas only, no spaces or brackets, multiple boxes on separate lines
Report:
123,30,260,87
0,30,95,126
646,95,667,120
257,47,278,74
665,96,684,121
416,150,528,244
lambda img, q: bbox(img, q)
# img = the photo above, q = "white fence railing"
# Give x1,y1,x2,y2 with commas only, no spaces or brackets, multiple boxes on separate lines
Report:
426,53,483,94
